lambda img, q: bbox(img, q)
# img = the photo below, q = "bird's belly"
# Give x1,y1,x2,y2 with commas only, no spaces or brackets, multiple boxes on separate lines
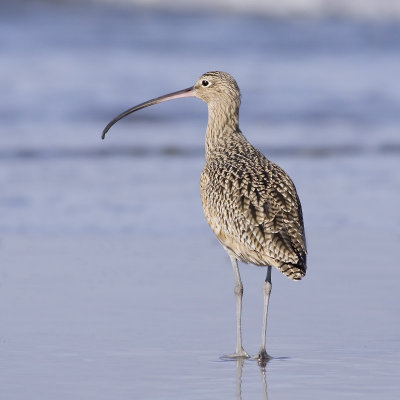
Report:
209,215,278,267
200,188,278,267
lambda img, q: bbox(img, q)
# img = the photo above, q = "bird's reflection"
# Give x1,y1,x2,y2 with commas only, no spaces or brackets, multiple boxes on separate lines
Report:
235,359,245,399
234,358,271,400
259,362,268,400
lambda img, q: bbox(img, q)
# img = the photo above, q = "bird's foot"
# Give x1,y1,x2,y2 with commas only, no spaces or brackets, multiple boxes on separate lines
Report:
253,348,272,366
221,348,250,360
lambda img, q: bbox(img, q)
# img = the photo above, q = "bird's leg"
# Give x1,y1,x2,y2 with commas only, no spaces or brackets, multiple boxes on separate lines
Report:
225,256,249,359
257,266,272,361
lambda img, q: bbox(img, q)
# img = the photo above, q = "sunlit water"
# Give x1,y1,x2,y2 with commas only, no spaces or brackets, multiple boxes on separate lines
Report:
1,1,399,399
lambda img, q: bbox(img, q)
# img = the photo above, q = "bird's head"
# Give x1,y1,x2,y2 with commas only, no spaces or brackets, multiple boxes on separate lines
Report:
102,71,240,139
192,71,241,108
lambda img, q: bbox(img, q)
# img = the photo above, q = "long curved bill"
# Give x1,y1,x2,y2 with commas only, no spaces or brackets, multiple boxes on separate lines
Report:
102,86,195,139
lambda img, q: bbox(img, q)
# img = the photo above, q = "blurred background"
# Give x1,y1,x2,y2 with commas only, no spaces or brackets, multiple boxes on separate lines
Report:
1,0,399,399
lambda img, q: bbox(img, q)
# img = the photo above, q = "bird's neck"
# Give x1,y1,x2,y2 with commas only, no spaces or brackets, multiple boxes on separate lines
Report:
205,103,241,156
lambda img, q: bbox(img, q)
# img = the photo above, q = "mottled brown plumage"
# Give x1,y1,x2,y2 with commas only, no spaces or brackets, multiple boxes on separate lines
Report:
102,70,307,361
201,130,306,280
197,72,306,280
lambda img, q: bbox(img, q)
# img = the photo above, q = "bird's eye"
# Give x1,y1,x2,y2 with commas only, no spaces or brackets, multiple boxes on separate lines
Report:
202,80,209,87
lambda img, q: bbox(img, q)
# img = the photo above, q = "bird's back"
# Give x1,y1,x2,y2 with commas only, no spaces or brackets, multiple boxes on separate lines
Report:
200,132,307,280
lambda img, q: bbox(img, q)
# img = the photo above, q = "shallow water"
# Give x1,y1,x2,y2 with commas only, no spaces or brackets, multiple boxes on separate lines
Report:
1,227,399,399
1,1,400,399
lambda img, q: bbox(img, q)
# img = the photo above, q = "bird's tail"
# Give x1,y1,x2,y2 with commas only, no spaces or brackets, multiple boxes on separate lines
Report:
278,263,306,280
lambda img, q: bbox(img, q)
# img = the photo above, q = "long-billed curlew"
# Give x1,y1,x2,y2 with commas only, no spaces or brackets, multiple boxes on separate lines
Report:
102,71,307,361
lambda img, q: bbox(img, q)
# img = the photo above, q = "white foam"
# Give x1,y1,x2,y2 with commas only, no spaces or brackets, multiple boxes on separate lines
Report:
99,0,400,19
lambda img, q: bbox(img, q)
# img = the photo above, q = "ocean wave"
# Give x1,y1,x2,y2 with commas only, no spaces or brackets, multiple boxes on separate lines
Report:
1,143,399,161
98,0,400,20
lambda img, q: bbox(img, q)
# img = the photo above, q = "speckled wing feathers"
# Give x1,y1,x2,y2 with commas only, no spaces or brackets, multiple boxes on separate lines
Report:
200,137,307,280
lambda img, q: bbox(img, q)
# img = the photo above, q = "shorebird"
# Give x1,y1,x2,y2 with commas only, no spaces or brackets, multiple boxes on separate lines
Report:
102,71,307,361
